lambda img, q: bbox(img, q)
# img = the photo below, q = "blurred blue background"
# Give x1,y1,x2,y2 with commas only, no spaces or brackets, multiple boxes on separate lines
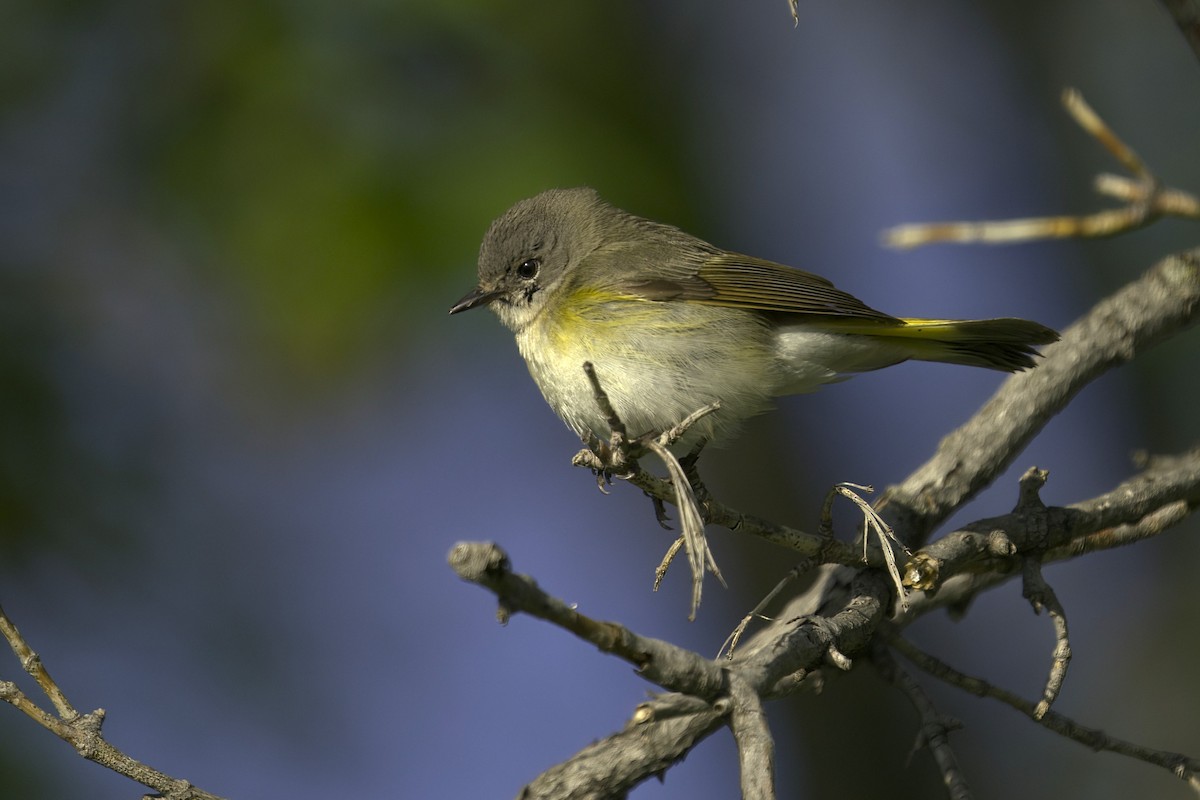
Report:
2,1,1198,798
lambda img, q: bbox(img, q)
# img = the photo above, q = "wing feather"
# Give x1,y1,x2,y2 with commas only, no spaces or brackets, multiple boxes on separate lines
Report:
620,250,900,324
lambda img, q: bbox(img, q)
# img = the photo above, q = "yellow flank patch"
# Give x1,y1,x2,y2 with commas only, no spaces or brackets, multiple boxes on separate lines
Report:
547,286,655,345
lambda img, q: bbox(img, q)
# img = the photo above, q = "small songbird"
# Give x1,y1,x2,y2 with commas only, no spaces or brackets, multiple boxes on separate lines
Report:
451,187,1058,450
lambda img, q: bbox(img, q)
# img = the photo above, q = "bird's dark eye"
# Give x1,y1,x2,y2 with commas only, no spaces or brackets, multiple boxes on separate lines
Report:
516,258,540,279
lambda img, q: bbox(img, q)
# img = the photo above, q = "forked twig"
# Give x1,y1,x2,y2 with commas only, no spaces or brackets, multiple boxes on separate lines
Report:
0,603,226,800
886,632,1200,790
873,645,972,800
883,88,1200,249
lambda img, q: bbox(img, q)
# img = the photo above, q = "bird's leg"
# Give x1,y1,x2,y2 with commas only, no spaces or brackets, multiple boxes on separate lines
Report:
571,362,647,484
648,494,673,529
573,430,642,493
570,362,724,617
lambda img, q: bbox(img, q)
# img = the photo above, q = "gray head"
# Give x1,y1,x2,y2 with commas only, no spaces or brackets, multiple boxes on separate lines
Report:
449,187,622,331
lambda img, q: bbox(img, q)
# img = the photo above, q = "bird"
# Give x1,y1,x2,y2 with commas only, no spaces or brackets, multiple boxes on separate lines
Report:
450,187,1059,453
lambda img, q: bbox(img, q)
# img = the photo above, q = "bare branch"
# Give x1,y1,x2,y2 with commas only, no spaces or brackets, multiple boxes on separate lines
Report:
738,571,891,698
455,447,1198,794
900,446,1200,593
880,247,1200,549
0,604,77,721
883,89,1199,248
0,604,226,800
451,544,896,795
721,560,813,660
1020,560,1072,719
458,109,1200,800
886,633,1200,791
872,645,972,800
520,693,730,800
728,673,776,800
448,541,727,698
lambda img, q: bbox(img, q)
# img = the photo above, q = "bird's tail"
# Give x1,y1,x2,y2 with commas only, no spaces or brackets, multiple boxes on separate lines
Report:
876,317,1060,371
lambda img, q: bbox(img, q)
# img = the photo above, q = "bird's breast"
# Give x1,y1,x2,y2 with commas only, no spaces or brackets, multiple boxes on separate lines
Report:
514,292,780,445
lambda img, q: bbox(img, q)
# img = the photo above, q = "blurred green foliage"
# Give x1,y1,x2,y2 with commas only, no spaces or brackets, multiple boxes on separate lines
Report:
0,0,697,544
52,0,701,375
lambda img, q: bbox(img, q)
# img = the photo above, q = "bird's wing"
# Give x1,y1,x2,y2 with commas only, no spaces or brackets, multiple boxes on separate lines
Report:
618,250,901,324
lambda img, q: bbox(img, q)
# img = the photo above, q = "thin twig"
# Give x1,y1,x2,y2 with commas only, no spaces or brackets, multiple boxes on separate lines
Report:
1021,560,1072,719
520,693,730,800
0,604,226,800
883,88,1199,249
448,541,728,698
629,466,866,566
1064,88,1149,177
886,633,1200,791
900,446,1200,593
720,561,813,660
583,361,628,446
0,604,77,721
872,645,972,800
786,0,799,26
880,248,1200,550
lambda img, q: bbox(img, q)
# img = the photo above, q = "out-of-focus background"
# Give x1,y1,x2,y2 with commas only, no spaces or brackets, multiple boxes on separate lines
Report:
2,1,1198,797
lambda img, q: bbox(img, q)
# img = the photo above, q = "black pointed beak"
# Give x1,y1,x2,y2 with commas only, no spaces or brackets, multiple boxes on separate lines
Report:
449,286,503,315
